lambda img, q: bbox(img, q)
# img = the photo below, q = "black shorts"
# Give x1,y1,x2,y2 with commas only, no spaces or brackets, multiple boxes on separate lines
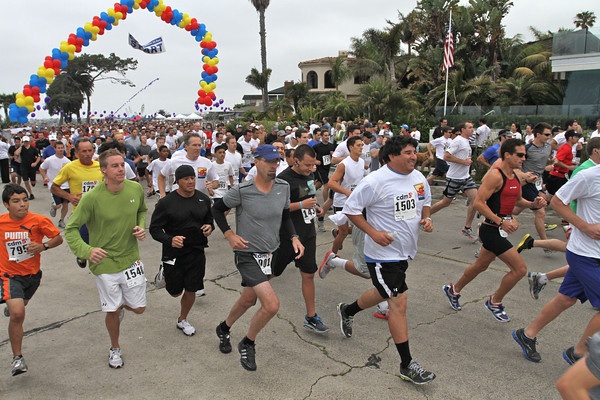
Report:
546,174,567,195
521,182,539,202
136,167,147,177
20,166,36,182
272,235,317,276
52,188,70,205
162,251,206,295
479,223,513,256
10,162,21,176
0,271,42,303
367,260,409,298
431,158,449,177
235,250,278,287
315,168,330,185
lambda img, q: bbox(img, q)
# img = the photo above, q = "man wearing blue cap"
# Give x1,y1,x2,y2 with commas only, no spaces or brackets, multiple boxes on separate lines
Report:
212,144,304,371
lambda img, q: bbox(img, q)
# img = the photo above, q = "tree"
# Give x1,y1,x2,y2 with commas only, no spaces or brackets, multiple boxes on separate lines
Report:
330,56,353,91
284,81,308,114
54,53,138,124
46,74,85,124
0,93,17,123
266,98,293,120
249,0,271,111
574,11,596,32
361,25,403,83
245,67,272,112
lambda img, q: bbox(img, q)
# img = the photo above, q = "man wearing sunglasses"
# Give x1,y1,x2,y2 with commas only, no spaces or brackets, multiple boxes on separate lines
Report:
443,139,546,323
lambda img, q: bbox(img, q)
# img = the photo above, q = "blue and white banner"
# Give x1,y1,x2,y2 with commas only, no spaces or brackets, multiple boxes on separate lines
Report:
128,34,166,54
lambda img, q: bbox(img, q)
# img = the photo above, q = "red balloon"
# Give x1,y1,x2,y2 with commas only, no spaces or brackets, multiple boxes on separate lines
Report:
23,88,32,97
198,89,206,97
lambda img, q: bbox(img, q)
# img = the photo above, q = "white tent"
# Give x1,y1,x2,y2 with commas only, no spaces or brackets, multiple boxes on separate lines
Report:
185,113,203,120
153,114,166,120
174,113,188,119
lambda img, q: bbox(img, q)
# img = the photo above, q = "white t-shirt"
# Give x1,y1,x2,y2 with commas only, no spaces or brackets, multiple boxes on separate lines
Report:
147,158,170,192
591,130,600,139
445,136,471,179
556,165,600,258
211,160,235,199
238,139,254,168
160,156,218,196
475,124,490,147
361,142,371,173
513,132,522,140
245,160,288,182
333,156,365,208
332,140,350,160
430,136,451,160
0,141,9,159
343,165,431,261
524,133,534,144
411,130,421,142
40,155,70,189
225,150,242,181
125,162,136,180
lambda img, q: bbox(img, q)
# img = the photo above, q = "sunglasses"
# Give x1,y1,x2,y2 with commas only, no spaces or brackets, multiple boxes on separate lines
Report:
515,152,526,158
543,133,552,136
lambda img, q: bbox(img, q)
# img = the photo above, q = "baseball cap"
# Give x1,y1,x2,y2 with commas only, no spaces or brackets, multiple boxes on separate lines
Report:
277,130,287,137
175,165,196,181
364,122,373,128
236,124,242,128
253,144,280,160
363,132,374,139
402,124,409,130
22,136,30,142
285,126,292,130
385,121,391,126
48,135,57,141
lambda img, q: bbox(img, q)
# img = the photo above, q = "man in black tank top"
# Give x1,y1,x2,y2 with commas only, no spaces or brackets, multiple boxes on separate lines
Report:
442,139,546,323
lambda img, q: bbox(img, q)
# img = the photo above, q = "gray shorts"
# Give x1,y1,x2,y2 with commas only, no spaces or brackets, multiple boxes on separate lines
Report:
235,251,277,287
443,177,478,198
351,225,369,276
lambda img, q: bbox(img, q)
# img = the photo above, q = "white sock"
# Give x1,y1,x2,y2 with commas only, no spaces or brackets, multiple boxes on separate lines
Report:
538,273,548,284
330,257,347,270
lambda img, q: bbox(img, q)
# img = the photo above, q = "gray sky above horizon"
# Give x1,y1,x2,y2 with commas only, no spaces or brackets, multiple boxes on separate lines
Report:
0,0,597,119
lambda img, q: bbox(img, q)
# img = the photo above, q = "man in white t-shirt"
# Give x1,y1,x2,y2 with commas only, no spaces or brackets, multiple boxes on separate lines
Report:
211,144,235,199
146,145,171,197
39,141,70,228
590,118,600,139
158,133,218,198
337,135,436,385
225,136,243,183
430,121,479,240
475,118,491,149
238,128,256,176
331,125,362,165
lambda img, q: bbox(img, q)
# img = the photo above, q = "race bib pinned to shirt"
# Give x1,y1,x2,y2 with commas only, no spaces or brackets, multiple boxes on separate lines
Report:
123,260,146,288
6,238,33,262
302,207,316,224
252,252,273,275
82,180,99,195
322,155,331,166
394,193,417,221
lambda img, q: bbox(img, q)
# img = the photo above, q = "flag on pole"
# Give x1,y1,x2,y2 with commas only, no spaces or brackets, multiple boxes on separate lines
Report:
443,28,454,71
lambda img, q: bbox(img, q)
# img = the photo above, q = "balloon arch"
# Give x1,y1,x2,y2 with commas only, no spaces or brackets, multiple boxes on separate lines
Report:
9,0,219,123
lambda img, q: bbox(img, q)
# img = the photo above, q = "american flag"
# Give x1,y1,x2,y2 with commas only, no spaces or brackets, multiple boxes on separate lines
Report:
443,28,454,71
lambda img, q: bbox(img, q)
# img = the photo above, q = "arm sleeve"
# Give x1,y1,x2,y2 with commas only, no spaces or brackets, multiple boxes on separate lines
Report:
137,185,147,228
279,208,297,240
149,199,173,245
212,198,231,233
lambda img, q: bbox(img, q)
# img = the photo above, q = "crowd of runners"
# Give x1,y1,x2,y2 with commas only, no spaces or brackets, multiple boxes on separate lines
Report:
1,117,600,396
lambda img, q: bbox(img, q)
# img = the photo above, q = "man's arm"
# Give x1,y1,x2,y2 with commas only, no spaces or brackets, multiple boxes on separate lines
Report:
444,151,471,166
326,163,349,196
476,153,491,169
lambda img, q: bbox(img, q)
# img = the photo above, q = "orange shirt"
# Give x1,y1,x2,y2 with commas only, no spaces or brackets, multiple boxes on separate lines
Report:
0,212,60,276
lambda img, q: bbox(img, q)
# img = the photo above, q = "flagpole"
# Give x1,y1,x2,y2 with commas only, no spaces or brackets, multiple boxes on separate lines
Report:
443,10,452,117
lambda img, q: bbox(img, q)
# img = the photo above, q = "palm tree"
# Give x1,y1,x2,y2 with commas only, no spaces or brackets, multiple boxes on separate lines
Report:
574,11,597,32
266,98,293,120
330,57,352,91
284,82,308,115
0,93,17,123
245,67,272,112
361,26,403,83
249,0,271,111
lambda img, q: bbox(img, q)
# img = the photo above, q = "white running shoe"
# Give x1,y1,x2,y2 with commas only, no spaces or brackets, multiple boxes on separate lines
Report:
177,319,196,336
108,348,123,368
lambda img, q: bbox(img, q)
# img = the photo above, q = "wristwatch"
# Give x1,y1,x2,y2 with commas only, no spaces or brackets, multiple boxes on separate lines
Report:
43,243,49,251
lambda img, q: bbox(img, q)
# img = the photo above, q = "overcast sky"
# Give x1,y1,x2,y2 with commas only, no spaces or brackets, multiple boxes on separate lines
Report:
0,0,597,119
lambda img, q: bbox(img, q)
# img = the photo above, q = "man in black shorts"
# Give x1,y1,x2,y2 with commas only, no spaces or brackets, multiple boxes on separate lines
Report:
8,137,22,185
443,139,546,322
13,136,40,200
272,144,329,333
150,165,214,337
1,184,63,375
212,145,304,371
313,130,335,231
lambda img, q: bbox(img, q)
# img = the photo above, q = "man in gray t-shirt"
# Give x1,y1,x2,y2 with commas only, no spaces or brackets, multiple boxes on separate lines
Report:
369,134,384,172
212,144,304,372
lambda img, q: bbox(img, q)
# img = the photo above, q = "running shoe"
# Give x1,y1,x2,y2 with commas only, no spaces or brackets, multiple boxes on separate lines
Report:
317,220,326,232
29,194,34,200
461,227,477,241
374,303,389,320
517,234,534,253
58,219,66,229
76,257,87,269
318,251,336,279
337,303,354,338
154,267,166,289
527,272,546,300
196,289,206,297
4,306,9,317
544,223,558,231
11,355,28,376
512,328,541,362
108,348,124,368
399,360,436,384
49,204,56,217
331,228,338,239
442,284,462,311
543,248,553,254
176,319,196,336
484,297,510,322
238,340,257,371
304,314,330,333
563,346,582,366
216,324,232,354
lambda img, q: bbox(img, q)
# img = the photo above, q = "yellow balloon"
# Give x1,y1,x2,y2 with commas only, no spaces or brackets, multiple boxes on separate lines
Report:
15,98,25,107
209,82,216,90
84,22,93,32
27,105,34,113
200,81,207,88
202,56,209,63
25,96,34,105
204,32,212,42
46,75,54,85
16,93,24,99
45,68,55,79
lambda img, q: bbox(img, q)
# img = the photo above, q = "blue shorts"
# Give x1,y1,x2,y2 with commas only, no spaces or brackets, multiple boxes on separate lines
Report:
559,250,600,308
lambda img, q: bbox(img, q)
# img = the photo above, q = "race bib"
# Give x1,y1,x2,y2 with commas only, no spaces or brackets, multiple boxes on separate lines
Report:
394,193,417,221
6,238,33,262
350,184,357,191
82,180,99,195
535,176,543,191
218,180,227,189
252,253,273,275
123,260,146,288
302,207,316,224
322,155,331,166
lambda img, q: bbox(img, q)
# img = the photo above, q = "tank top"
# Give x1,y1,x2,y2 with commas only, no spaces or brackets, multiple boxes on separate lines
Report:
487,168,520,217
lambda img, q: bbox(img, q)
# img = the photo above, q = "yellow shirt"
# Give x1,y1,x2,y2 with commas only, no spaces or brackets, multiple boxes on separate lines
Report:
53,160,103,209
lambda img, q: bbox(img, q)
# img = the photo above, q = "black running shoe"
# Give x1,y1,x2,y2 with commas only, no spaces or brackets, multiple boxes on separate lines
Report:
337,303,353,338
399,360,436,385
563,346,582,366
216,324,232,354
238,340,256,371
512,328,541,362
517,234,534,253
76,258,87,269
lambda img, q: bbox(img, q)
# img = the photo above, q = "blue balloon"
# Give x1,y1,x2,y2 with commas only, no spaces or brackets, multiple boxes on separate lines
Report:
60,51,69,60
76,27,86,39
191,29,198,36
